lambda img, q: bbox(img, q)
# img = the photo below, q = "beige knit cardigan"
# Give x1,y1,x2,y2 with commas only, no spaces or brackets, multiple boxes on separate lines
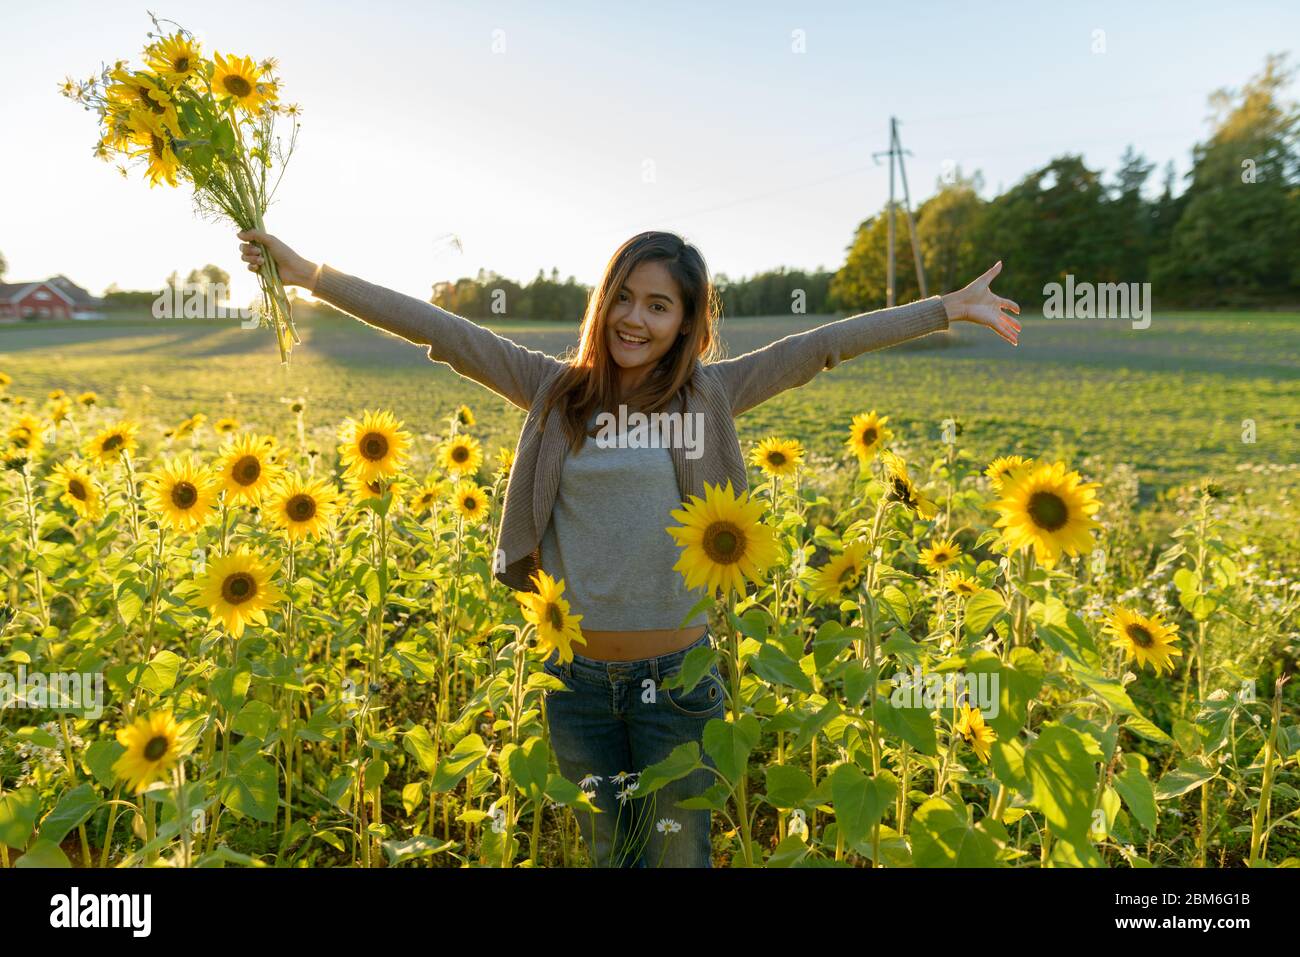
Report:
312,264,950,593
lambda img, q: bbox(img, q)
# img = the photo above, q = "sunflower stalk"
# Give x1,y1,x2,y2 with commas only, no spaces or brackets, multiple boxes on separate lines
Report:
1248,677,1288,864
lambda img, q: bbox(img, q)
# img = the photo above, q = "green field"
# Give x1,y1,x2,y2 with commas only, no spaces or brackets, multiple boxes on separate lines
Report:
4,307,1296,505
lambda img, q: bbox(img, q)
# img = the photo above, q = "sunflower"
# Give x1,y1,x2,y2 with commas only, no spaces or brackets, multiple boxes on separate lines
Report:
345,471,402,507
495,446,515,476
750,437,805,478
125,111,182,188
52,459,103,522
2,447,31,471
989,460,1102,567
113,709,185,794
409,479,445,515
516,569,587,665
438,434,483,478
880,450,938,519
946,573,985,597
144,31,201,83
212,53,276,113
84,421,139,466
47,389,67,402
455,404,476,428
213,416,239,435
919,536,962,573
666,480,781,599
143,455,220,532
0,372,11,389
49,398,72,424
805,539,871,603
339,409,412,485
77,391,98,407
953,702,997,764
105,68,182,138
194,546,285,638
7,414,45,457
215,433,283,505
1103,607,1183,676
171,412,206,441
846,411,893,463
984,455,1034,493
450,480,488,522
265,473,340,541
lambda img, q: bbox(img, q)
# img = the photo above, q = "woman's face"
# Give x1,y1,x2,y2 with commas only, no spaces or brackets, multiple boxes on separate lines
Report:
605,260,687,382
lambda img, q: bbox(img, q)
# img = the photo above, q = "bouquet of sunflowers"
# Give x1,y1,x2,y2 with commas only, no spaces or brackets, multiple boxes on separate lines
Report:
62,14,303,363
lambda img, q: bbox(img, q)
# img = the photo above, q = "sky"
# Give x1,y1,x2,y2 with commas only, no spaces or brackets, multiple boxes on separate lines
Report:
1,0,1296,305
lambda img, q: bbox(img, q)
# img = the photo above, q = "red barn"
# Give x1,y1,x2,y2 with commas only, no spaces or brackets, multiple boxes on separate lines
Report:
0,275,103,320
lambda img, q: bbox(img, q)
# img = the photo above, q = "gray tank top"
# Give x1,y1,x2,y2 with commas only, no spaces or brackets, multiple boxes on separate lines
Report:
539,409,708,631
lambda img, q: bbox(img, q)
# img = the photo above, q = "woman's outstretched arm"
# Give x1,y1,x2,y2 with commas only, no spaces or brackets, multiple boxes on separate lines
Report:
711,262,1020,417
238,229,564,411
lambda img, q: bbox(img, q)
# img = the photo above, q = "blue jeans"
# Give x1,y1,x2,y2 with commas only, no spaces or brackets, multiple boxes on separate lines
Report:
542,630,726,868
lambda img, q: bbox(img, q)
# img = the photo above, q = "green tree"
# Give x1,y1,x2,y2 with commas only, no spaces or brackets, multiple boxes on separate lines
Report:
1108,145,1156,283
186,264,232,296
831,211,921,309
916,169,987,295
972,153,1113,304
1151,53,1300,304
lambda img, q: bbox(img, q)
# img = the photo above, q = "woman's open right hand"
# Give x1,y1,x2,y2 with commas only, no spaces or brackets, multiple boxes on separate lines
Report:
237,229,319,292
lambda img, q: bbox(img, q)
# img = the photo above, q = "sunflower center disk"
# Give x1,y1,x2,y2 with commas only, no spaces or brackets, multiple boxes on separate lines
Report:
361,433,389,461
224,76,252,97
172,481,197,509
222,572,256,604
233,456,261,486
1027,491,1069,531
144,735,169,761
1127,624,1154,648
103,435,123,452
704,522,745,565
69,480,87,500
288,494,316,521
547,604,564,631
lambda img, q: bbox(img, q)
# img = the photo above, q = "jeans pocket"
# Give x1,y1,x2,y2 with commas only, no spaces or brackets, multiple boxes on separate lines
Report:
663,663,726,718
541,657,573,697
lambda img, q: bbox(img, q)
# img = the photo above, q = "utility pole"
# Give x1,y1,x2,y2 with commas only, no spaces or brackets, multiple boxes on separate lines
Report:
873,116,928,306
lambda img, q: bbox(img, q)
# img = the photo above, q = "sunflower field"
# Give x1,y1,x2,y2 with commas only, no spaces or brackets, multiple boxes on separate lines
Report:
0,370,1297,869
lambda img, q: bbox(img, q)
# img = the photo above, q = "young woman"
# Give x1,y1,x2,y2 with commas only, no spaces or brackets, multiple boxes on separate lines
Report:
237,227,1020,867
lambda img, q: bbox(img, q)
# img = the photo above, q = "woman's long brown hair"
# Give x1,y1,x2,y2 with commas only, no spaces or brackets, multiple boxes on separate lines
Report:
538,231,724,453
